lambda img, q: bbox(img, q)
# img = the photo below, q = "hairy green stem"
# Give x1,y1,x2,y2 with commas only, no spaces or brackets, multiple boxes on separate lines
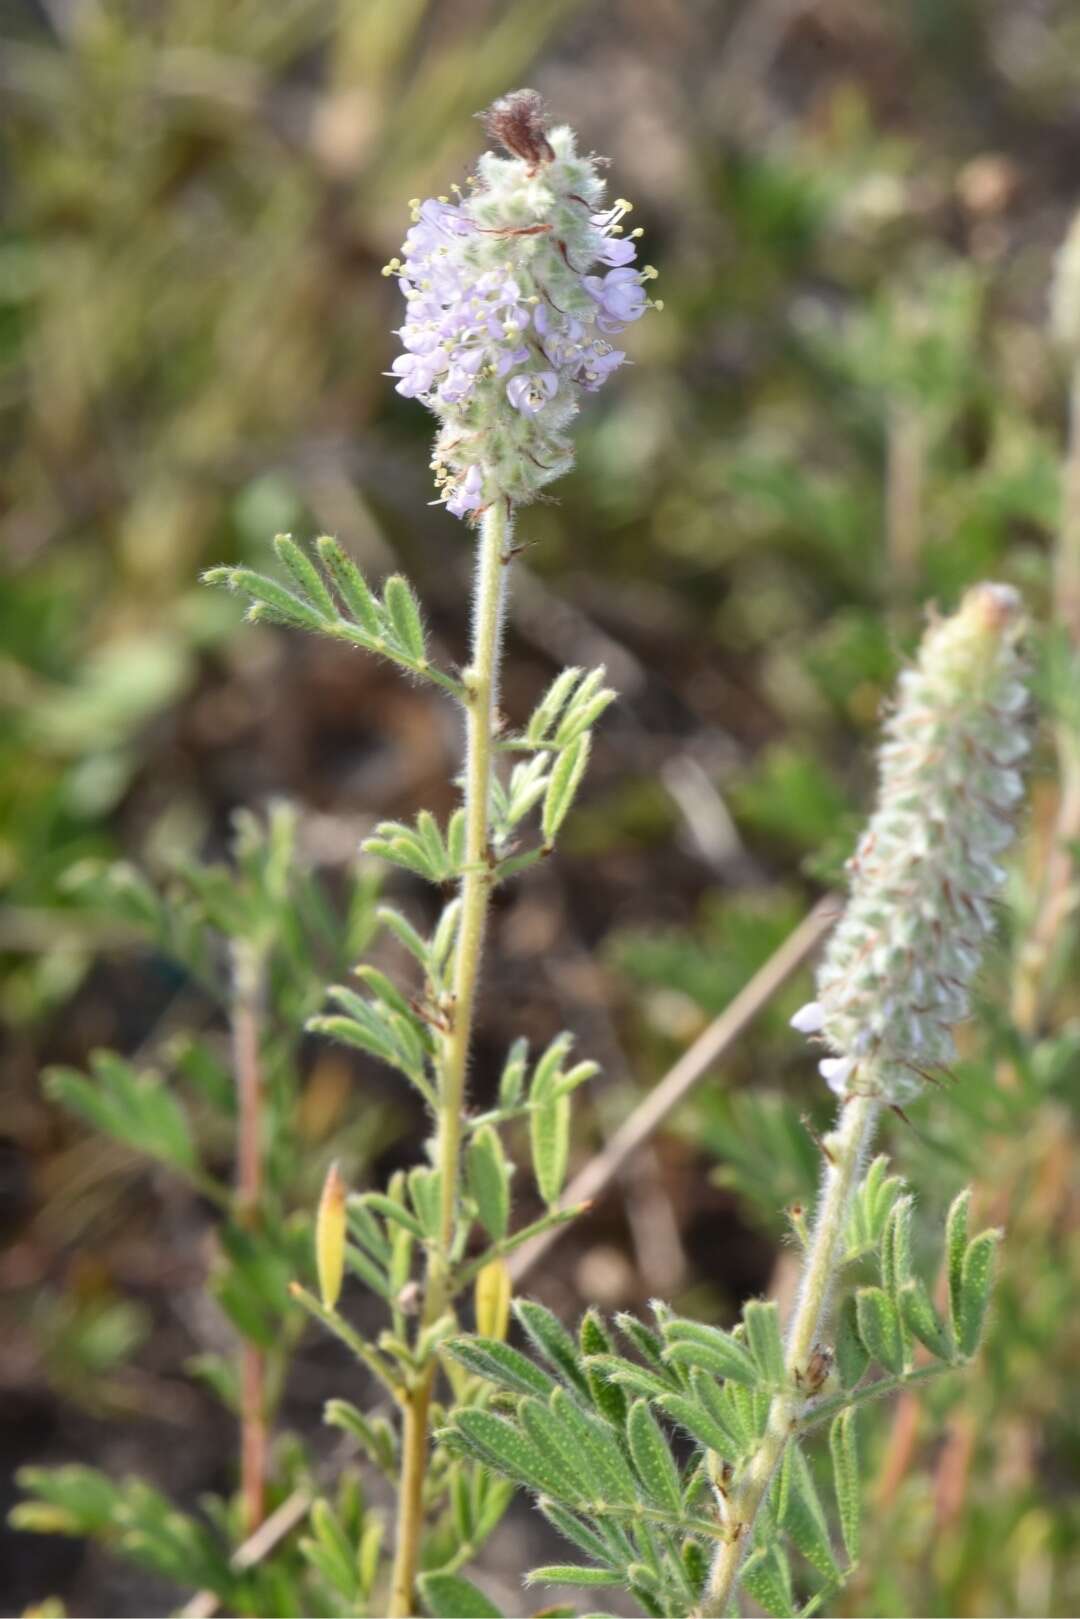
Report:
702,1093,879,1617
388,497,510,1618
431,497,510,1289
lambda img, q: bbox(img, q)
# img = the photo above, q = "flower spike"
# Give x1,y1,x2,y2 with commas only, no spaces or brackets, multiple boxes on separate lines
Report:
385,89,656,519
794,583,1030,1103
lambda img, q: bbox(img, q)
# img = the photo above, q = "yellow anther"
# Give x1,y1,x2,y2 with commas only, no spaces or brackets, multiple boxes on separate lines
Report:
652,299,665,311
642,265,659,279
630,227,644,238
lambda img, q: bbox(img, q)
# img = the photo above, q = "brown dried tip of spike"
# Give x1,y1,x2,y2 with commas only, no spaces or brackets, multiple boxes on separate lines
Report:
481,89,555,169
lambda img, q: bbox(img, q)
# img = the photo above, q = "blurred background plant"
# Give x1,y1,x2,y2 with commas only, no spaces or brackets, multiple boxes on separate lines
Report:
2,0,1079,1615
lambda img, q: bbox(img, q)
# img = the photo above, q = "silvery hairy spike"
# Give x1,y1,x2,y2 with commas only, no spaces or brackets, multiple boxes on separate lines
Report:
792,583,1030,1103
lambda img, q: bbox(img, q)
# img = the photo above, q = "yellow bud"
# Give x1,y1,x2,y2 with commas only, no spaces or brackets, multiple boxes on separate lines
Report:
316,1161,347,1310
474,1256,511,1341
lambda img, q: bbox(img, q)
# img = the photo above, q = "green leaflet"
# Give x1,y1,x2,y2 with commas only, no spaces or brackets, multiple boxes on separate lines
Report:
689,1370,747,1456
514,1300,590,1396
467,1126,511,1241
519,1398,600,1505
451,1408,582,1502
445,1336,557,1400
300,1499,356,1600
880,1194,914,1301
855,1285,904,1375
956,1228,1001,1357
581,1312,629,1427
586,1354,677,1403
382,573,427,663
898,1277,953,1361
542,733,592,844
834,1294,869,1389
829,1408,860,1567
528,1033,576,1208
662,1320,760,1386
408,1167,443,1240
418,1571,503,1618
845,1154,904,1260
46,1054,199,1179
740,1543,795,1618
323,1399,396,1472
656,1392,740,1466
527,1564,621,1587
550,1387,640,1506
315,536,383,636
274,533,336,619
529,1088,570,1208
524,666,584,744
627,1400,682,1514
945,1187,971,1339
743,1299,786,1387
780,1443,840,1581
615,1312,669,1371
498,1037,529,1108
539,1499,621,1567
203,564,328,632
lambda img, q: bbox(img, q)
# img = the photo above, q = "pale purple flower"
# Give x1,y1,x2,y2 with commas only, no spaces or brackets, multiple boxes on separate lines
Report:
597,236,638,267
384,124,655,517
389,350,447,397
445,465,484,517
579,344,626,390
506,371,558,416
583,267,648,328
495,343,530,376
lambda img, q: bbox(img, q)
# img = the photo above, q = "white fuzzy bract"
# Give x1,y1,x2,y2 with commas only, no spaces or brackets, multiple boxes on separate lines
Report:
793,583,1030,1103
385,97,655,520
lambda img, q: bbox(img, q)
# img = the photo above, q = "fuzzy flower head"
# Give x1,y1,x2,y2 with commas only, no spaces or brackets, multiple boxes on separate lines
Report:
792,584,1030,1104
383,88,658,521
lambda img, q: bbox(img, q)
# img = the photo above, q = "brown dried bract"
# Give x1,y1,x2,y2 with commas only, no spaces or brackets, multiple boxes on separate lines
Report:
481,89,555,171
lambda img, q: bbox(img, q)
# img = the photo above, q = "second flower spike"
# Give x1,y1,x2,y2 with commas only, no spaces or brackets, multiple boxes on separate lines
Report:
793,583,1030,1104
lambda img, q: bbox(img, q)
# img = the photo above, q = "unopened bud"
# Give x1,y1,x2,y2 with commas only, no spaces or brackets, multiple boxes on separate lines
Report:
474,1255,511,1341
316,1161,347,1310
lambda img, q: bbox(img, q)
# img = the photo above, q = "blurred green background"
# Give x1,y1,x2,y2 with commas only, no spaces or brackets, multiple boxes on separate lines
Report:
2,0,1079,1614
